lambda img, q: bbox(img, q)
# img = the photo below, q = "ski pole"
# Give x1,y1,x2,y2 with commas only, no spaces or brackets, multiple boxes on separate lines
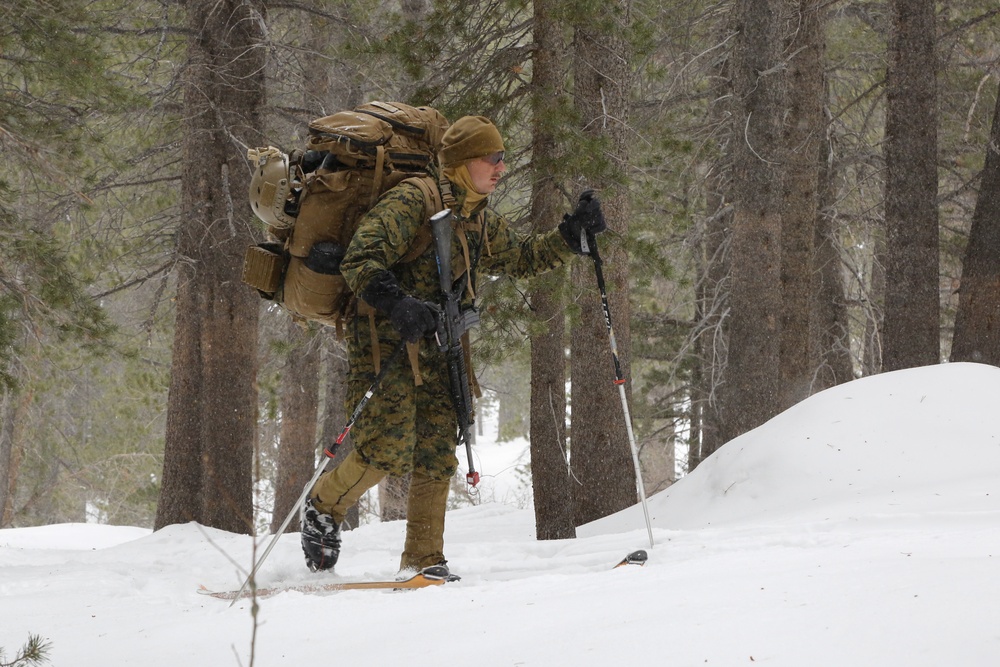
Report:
230,339,406,605
580,229,654,549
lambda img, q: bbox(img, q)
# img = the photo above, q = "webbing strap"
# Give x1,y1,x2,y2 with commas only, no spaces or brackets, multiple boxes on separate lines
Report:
406,342,423,386
369,146,386,209
397,176,443,264
364,309,421,385
456,224,475,300
438,175,458,210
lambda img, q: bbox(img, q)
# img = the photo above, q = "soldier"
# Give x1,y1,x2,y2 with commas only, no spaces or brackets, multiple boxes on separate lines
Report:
300,115,606,577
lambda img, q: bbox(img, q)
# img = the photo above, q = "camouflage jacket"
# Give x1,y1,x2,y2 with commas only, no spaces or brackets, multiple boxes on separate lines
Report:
341,175,575,315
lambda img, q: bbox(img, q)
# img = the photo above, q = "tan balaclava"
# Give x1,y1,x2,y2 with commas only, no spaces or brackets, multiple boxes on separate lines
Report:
439,116,505,216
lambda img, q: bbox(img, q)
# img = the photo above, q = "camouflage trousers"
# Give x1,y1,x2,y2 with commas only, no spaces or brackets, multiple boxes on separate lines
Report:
309,321,458,570
345,320,459,481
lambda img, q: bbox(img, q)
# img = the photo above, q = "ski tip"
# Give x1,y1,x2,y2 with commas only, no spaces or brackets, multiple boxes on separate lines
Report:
614,549,648,568
418,565,461,583
627,549,648,563
419,565,450,580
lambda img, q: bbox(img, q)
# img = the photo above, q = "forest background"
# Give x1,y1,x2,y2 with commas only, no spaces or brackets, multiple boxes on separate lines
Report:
2,0,999,542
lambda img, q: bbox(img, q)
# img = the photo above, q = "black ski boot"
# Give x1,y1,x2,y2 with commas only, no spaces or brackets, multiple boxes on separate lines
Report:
301,497,341,572
419,561,461,583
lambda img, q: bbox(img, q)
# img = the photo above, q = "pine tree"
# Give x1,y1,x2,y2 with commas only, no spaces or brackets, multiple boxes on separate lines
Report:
568,0,638,526
882,0,940,371
155,0,267,534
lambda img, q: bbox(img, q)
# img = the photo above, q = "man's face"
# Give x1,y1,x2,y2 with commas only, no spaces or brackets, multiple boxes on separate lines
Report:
466,151,506,194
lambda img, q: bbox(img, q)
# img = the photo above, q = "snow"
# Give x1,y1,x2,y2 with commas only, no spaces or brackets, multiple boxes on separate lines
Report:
3,362,1000,666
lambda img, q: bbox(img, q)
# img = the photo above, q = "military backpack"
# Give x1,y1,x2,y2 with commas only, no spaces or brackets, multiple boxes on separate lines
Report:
242,101,450,334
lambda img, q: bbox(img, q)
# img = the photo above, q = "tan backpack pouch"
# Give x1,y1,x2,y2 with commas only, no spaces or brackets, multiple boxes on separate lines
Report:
289,171,370,257
241,244,285,295
307,111,392,160
282,256,345,326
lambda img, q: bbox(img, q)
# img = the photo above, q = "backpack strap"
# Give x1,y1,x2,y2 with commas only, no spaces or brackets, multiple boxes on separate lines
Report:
397,175,443,263
369,145,387,209
400,175,442,386
365,175,442,386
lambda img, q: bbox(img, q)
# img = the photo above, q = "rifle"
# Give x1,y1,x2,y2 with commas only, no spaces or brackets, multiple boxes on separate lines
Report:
430,209,481,486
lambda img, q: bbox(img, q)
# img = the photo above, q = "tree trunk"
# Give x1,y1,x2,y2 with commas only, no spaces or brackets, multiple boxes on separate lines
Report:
527,0,575,541
718,0,786,444
0,382,32,527
154,0,266,534
690,17,735,472
270,322,321,534
863,229,887,376
951,82,1000,366
691,196,729,470
570,0,637,527
811,108,854,389
882,0,939,371
780,0,824,409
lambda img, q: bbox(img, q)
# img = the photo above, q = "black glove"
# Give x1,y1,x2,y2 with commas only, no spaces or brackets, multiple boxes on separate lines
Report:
558,189,607,255
389,297,439,343
361,270,439,343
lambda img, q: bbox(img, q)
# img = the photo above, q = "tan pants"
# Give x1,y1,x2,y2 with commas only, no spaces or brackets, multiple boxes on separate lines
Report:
399,472,450,571
311,449,451,571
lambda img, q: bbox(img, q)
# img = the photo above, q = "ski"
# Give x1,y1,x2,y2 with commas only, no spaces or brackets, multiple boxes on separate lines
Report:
614,549,648,568
198,564,458,601
201,552,643,600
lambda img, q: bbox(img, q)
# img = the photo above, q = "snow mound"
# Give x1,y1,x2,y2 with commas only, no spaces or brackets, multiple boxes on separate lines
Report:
586,362,1000,534
4,363,1000,667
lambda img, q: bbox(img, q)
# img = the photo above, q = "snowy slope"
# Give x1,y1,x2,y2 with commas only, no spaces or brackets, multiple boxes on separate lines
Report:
2,362,1000,666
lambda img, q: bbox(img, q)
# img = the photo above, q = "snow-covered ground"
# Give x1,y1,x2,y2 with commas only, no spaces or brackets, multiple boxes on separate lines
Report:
3,362,1000,666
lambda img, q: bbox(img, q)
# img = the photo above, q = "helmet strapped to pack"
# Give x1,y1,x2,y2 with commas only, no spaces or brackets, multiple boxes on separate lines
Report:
247,146,298,231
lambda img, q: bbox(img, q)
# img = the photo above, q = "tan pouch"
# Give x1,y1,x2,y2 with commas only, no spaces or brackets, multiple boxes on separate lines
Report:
282,256,347,325
241,244,286,295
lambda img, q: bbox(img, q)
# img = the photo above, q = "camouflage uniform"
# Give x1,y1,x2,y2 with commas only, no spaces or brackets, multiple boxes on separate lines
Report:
309,172,573,570
341,176,572,477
